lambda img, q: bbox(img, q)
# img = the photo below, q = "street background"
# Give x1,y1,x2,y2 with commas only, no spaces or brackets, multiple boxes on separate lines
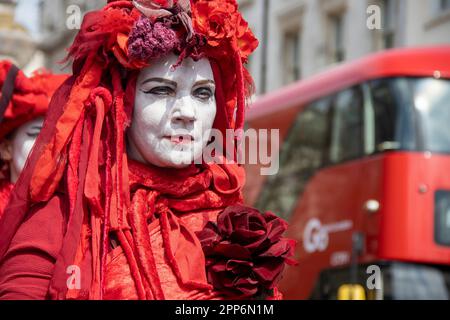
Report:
2,0,450,96
2,0,450,300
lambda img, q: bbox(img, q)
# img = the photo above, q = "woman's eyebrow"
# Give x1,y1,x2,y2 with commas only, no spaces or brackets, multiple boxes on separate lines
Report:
29,125,43,131
141,77,177,87
194,80,215,87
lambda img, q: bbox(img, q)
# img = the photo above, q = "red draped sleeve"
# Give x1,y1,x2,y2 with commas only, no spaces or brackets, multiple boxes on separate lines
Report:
0,195,67,300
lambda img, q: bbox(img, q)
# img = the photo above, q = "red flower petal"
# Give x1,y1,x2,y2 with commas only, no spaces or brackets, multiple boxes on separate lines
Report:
213,242,251,260
253,260,285,283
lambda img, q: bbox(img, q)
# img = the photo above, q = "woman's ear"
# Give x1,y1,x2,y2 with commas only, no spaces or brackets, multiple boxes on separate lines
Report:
0,140,12,162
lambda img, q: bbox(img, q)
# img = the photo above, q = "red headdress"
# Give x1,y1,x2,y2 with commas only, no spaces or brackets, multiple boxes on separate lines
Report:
0,0,292,301
0,61,69,216
0,61,69,141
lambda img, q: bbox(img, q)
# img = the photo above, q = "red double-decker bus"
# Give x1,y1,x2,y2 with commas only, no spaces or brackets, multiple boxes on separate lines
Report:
243,46,450,300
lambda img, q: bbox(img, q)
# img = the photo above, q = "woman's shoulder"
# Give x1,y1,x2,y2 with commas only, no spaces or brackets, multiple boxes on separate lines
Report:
28,192,69,223
9,193,68,251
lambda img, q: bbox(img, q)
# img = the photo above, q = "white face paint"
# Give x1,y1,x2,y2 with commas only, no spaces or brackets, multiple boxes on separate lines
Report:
128,53,217,168
10,117,44,183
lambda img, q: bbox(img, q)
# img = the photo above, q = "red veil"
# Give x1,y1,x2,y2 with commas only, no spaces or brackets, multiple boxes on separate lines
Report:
0,0,261,299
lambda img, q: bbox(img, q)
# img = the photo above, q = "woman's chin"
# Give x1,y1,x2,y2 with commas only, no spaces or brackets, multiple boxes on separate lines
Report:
158,150,196,168
134,140,206,169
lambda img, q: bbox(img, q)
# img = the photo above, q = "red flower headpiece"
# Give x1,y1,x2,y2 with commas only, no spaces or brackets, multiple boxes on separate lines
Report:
68,0,258,125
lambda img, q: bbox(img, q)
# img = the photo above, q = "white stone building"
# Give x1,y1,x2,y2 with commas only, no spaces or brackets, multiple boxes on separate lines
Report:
0,0,36,73
238,0,450,95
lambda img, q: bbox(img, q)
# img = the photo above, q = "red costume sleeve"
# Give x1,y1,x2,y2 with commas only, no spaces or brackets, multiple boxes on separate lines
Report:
0,195,67,300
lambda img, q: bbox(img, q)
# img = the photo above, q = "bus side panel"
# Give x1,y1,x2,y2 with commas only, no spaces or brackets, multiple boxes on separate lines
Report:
279,152,450,299
243,106,299,205
280,157,384,299
355,155,384,263
379,153,450,264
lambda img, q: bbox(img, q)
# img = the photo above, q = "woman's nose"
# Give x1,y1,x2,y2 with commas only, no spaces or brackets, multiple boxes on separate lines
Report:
171,97,197,124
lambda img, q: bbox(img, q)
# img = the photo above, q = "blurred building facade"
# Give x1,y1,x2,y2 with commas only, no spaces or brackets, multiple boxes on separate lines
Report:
238,0,450,95
36,0,103,73
0,0,36,71
33,0,450,90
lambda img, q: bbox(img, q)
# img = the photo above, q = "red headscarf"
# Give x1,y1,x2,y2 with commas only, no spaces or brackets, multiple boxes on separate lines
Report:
0,0,258,300
0,61,69,216
0,62,69,140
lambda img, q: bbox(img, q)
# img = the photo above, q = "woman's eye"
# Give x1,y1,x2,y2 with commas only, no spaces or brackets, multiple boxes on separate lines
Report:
193,87,214,101
26,132,40,138
143,86,175,96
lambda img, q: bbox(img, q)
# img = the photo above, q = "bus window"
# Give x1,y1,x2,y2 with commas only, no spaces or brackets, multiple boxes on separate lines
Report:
367,77,450,154
329,87,364,164
255,98,331,220
435,191,450,247
368,78,416,153
370,80,398,151
413,78,450,154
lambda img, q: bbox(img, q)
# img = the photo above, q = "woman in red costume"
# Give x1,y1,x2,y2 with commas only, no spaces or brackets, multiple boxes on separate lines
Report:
0,61,68,217
0,0,295,300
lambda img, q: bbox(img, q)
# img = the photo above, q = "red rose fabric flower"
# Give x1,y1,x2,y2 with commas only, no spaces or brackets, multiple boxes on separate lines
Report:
191,0,258,61
196,205,296,299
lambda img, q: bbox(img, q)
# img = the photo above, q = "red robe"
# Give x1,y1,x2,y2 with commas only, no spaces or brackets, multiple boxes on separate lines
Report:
0,160,246,300
0,194,68,299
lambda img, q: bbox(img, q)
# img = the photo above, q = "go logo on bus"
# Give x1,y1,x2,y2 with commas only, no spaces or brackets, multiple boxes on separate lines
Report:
303,218,353,253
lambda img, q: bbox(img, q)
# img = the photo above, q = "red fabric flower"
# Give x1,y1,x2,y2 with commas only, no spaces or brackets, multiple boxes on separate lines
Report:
191,0,258,61
127,17,180,62
197,205,296,299
133,0,179,20
136,0,176,8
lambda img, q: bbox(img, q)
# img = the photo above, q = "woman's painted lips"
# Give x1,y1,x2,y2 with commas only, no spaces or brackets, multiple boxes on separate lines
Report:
165,134,194,144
